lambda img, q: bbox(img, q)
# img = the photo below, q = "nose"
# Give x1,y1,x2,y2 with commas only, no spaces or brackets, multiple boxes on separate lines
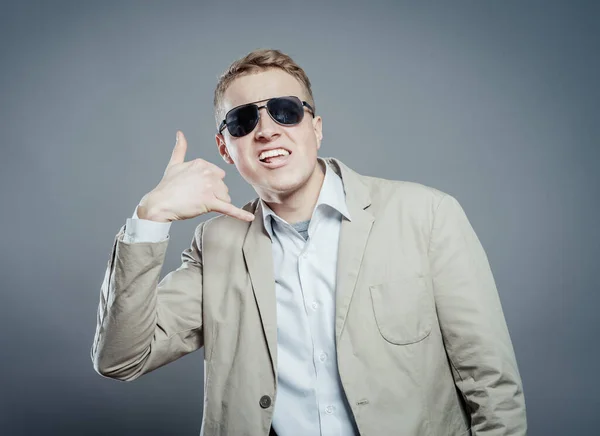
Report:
254,106,280,141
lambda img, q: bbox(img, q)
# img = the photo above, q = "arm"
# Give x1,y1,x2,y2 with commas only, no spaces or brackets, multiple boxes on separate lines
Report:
91,220,205,381
428,194,527,435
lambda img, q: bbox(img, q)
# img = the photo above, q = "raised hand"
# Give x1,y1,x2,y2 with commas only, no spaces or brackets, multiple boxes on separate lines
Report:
137,131,255,223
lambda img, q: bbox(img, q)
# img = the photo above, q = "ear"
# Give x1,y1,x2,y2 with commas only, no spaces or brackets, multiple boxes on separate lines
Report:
312,115,323,150
215,133,235,164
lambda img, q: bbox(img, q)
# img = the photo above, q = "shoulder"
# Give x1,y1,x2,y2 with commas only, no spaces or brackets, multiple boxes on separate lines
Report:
358,172,453,217
366,174,446,202
328,157,452,213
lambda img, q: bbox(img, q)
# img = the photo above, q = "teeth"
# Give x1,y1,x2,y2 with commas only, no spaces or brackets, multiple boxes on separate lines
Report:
259,148,290,161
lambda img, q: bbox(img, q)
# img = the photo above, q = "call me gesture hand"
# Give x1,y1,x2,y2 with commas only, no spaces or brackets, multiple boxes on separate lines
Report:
136,131,255,223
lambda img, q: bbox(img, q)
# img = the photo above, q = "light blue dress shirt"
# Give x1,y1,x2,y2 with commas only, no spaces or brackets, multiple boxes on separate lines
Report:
260,160,358,436
124,158,359,436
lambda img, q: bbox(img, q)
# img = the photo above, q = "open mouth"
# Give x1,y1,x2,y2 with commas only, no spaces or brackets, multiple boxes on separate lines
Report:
258,148,292,165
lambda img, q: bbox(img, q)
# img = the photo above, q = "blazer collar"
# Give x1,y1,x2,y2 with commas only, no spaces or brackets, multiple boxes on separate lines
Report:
321,157,372,212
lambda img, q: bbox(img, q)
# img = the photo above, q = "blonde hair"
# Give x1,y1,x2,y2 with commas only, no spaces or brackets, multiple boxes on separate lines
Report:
213,49,315,126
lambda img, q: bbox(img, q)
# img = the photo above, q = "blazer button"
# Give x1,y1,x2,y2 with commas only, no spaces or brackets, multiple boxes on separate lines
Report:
259,395,272,409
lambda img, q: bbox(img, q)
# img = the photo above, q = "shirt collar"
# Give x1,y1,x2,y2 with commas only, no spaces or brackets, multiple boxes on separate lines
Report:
260,157,351,239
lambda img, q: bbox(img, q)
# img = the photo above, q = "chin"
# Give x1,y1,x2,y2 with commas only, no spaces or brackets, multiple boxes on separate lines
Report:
265,175,307,194
258,168,313,195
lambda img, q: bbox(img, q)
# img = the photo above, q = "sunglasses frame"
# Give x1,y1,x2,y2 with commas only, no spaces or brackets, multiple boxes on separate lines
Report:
217,95,315,137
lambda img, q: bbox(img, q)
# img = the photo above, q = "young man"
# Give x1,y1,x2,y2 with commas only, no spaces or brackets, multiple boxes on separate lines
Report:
92,49,527,436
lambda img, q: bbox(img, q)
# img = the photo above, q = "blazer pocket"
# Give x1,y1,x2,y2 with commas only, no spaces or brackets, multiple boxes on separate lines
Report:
369,276,433,345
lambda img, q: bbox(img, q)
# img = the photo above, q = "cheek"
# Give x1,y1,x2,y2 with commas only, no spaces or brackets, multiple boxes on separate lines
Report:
303,131,320,153
293,125,319,150
228,140,253,163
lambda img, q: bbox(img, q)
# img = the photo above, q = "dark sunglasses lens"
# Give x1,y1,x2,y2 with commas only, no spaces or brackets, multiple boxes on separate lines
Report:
267,97,304,125
227,105,259,137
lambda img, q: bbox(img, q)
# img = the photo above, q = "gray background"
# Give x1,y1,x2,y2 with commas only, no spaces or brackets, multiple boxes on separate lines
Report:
1,0,598,435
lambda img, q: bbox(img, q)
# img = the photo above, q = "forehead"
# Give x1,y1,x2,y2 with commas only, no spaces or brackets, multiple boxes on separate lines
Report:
222,69,306,112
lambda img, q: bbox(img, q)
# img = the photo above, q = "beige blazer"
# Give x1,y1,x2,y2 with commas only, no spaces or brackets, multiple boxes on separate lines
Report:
92,158,526,436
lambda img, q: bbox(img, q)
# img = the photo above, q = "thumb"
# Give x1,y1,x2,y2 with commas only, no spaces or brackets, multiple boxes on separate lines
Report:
168,130,188,167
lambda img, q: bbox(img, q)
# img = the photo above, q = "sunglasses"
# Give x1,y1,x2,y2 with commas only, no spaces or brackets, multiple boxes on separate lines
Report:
218,95,315,138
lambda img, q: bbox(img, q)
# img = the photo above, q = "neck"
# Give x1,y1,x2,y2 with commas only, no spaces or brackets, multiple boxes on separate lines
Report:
259,160,325,224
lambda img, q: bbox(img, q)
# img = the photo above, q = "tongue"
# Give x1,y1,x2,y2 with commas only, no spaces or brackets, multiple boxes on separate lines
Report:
264,155,286,164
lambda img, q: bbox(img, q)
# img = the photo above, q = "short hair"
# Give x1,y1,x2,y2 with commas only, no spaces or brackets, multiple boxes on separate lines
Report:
213,48,315,127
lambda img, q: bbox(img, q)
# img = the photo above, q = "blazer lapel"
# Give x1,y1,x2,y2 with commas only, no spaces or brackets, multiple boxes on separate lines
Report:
325,158,375,344
242,201,278,374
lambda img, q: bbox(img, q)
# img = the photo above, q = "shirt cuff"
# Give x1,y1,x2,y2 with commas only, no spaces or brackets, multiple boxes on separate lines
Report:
123,206,171,243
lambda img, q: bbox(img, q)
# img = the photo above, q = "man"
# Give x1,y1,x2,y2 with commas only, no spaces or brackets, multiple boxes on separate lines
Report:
92,49,527,436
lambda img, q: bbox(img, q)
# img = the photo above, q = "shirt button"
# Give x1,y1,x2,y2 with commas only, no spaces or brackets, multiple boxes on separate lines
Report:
259,395,272,409
325,405,335,414
311,302,318,310
319,352,327,362
302,253,308,259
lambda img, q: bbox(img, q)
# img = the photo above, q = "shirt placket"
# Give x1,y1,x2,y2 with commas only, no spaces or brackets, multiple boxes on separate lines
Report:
297,213,336,434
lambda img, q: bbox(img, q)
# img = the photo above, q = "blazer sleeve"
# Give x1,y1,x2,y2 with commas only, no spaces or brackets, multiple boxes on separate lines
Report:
428,194,527,435
91,221,205,381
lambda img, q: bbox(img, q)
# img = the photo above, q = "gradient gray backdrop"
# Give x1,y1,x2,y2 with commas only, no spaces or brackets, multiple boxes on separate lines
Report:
1,1,598,435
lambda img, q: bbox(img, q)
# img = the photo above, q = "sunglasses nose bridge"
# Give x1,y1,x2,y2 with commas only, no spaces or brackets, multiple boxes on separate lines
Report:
254,104,280,133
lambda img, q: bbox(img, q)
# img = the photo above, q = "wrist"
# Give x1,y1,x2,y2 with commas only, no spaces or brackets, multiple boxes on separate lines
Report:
138,194,171,223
